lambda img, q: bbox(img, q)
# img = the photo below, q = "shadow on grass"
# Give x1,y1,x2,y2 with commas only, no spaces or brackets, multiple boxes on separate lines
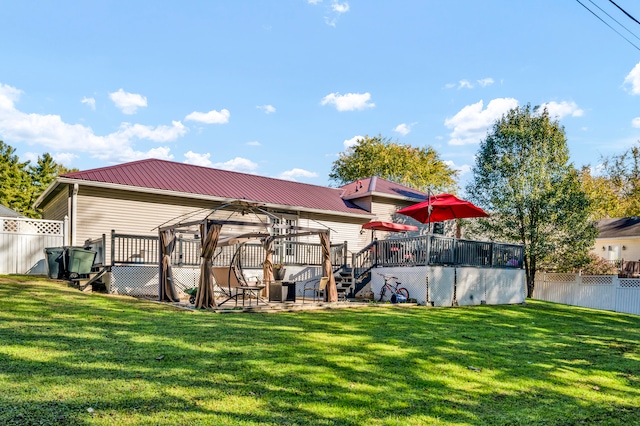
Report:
0,276,639,425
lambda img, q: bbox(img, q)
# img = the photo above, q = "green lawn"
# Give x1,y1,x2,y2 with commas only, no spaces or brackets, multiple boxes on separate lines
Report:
0,276,639,425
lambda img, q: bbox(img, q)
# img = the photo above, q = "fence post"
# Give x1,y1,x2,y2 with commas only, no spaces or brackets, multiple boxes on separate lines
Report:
63,215,70,246
489,242,494,267
111,230,116,266
343,240,348,267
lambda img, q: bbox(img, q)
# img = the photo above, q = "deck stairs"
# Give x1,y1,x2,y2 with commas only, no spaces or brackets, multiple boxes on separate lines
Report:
333,267,371,299
70,266,110,292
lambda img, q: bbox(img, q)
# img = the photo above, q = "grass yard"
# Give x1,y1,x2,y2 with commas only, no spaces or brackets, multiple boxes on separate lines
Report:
0,276,639,425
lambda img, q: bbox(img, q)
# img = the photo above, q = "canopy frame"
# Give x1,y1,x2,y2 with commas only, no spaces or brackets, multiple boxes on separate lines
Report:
157,201,338,308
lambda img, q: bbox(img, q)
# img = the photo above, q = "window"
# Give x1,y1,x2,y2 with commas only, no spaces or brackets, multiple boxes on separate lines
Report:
271,214,298,261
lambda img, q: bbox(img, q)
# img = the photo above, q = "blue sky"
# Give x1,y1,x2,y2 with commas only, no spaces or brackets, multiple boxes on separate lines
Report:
2,0,640,191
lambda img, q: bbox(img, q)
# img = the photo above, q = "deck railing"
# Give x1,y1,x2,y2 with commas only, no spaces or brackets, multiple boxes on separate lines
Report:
352,234,524,279
108,231,348,269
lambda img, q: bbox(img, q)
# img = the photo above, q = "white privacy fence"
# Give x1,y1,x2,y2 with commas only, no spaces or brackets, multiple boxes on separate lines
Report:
534,272,640,316
0,216,67,275
371,266,526,306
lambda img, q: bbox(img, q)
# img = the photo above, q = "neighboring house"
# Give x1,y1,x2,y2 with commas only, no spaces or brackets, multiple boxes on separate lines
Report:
593,217,640,263
0,205,25,218
33,159,430,263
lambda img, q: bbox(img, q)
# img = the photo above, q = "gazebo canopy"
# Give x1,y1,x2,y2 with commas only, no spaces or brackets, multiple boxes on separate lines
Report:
156,201,339,308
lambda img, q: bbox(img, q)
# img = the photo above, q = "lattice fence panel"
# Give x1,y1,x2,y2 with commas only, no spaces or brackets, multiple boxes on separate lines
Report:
619,278,640,288
581,275,615,285
1,218,63,235
545,273,579,283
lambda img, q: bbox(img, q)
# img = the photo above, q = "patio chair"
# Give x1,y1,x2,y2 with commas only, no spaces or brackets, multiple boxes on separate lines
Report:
302,276,329,304
212,265,265,307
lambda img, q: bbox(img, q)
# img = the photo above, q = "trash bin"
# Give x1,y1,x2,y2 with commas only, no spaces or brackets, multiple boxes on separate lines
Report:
44,247,66,279
67,247,97,277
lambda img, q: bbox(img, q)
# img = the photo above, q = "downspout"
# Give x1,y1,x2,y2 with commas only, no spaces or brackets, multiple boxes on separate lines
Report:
71,183,79,246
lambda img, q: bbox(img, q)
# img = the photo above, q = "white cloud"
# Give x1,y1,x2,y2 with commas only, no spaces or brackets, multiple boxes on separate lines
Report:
0,84,22,109
343,135,364,149
52,152,79,166
0,82,182,164
257,104,276,114
624,62,640,95
323,1,349,26
321,92,374,111
115,121,187,142
632,117,640,128
445,98,519,146
185,108,230,124
278,168,319,181
308,0,322,4
247,141,261,146
444,160,471,176
213,157,259,173
539,101,584,119
444,83,456,89
477,78,494,87
109,89,147,115
394,123,413,136
458,80,473,89
332,2,349,13
184,151,213,167
81,97,96,110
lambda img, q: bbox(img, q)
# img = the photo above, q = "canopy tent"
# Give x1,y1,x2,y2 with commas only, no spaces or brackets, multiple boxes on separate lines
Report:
157,201,338,308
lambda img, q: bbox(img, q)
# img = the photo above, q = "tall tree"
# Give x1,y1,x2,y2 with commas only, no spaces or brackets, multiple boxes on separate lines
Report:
0,142,76,218
0,141,32,216
580,142,640,219
329,135,458,192
465,105,596,298
27,153,77,213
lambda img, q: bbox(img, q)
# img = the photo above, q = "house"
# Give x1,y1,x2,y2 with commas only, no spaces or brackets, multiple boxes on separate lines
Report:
32,159,526,306
593,217,640,263
33,159,430,262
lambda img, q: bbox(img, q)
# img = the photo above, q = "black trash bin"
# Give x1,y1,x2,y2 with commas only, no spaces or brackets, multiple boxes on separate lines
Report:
44,247,66,279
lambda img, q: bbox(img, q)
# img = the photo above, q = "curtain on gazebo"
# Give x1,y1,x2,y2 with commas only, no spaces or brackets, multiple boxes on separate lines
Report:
160,229,178,302
261,236,275,298
320,231,338,302
195,222,222,309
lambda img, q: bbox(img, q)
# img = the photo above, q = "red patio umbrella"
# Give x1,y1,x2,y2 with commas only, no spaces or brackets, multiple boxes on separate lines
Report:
396,193,489,225
362,221,419,232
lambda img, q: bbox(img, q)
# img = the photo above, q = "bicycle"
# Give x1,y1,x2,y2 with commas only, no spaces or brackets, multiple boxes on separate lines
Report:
376,273,409,303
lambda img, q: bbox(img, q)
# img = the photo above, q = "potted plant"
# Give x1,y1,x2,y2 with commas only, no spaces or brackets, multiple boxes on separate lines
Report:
273,264,286,281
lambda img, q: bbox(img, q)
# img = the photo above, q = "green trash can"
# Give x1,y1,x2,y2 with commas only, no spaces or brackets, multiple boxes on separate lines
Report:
67,247,97,277
44,247,66,279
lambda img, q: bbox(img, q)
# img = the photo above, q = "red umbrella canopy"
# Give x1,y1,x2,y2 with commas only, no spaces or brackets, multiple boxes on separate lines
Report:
362,221,419,232
396,193,489,224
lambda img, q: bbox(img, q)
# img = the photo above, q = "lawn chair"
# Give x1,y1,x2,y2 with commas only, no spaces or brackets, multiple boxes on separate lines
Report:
302,276,329,304
212,265,265,307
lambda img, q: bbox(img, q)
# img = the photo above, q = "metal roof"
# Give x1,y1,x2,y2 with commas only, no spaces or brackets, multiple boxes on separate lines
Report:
59,159,369,216
596,217,640,238
0,205,24,218
340,176,429,200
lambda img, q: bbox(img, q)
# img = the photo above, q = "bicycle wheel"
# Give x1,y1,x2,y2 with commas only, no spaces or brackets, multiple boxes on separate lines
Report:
378,286,386,302
397,287,409,300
